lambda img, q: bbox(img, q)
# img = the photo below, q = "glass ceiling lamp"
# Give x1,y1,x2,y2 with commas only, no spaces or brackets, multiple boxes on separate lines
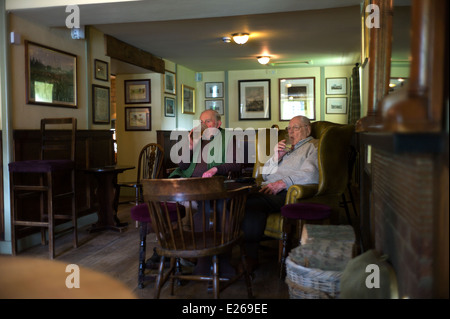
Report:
232,33,249,44
257,56,271,65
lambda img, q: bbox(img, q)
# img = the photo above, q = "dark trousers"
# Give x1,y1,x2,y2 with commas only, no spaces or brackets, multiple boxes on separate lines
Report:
242,190,287,259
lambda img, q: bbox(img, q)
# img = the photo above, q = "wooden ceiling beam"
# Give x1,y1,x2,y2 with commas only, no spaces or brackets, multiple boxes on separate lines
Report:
104,34,165,74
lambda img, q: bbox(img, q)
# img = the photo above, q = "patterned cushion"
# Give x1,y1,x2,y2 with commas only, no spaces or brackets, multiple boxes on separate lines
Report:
130,202,185,223
9,160,74,173
281,202,331,220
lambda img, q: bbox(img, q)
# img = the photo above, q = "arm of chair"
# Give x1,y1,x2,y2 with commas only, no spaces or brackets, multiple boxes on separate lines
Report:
285,184,319,204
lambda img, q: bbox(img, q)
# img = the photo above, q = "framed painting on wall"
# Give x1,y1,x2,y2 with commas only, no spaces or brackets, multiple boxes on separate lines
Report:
94,59,109,81
182,84,195,114
205,82,224,98
164,97,176,117
326,97,347,114
124,79,151,104
279,77,315,121
238,79,271,120
25,41,77,108
326,77,347,95
125,106,151,131
164,70,176,95
205,99,224,115
92,84,110,124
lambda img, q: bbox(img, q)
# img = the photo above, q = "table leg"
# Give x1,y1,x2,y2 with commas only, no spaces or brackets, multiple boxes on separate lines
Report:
89,172,128,232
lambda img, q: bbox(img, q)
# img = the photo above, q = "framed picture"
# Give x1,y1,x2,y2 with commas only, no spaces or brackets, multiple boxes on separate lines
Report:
92,85,110,124
125,107,151,131
25,41,77,108
125,79,151,104
205,82,224,98
164,97,176,117
326,97,348,114
182,84,195,114
94,59,109,81
326,77,347,95
205,99,224,115
238,79,271,120
279,77,315,121
164,70,176,95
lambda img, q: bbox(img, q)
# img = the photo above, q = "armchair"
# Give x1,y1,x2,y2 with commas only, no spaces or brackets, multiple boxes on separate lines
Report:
253,121,355,255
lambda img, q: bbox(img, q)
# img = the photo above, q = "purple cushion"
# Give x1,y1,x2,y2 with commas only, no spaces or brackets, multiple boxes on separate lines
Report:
130,202,186,223
9,160,74,173
281,203,331,220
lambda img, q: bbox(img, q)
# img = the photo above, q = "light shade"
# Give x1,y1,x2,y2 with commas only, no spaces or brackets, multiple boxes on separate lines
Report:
232,33,249,44
257,56,271,65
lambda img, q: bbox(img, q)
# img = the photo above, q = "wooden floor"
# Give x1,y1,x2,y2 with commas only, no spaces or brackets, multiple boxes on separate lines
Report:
17,201,293,299
14,187,360,300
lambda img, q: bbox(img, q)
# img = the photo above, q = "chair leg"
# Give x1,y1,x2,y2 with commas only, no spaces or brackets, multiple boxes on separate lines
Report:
347,184,358,216
239,243,254,298
154,255,167,299
138,222,148,289
212,255,219,299
341,194,352,225
72,170,78,249
47,172,55,260
279,217,289,279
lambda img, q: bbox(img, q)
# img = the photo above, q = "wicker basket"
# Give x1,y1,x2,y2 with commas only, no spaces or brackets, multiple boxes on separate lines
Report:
285,257,343,299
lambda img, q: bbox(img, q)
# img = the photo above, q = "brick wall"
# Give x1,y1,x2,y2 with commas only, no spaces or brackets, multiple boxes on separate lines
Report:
372,149,434,298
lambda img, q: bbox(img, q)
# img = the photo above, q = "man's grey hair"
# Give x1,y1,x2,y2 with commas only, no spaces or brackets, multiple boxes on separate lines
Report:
201,109,221,122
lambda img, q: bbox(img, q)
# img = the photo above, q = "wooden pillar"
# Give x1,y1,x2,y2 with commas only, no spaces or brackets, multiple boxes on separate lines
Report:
381,0,446,132
357,0,393,132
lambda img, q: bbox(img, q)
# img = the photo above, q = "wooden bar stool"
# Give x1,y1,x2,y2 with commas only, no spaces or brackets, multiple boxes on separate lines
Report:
9,118,78,259
279,202,332,278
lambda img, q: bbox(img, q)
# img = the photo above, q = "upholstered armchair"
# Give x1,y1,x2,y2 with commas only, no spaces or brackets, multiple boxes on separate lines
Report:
253,121,355,243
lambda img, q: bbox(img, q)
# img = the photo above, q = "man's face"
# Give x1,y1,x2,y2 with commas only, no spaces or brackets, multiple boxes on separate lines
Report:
287,117,311,145
200,110,221,129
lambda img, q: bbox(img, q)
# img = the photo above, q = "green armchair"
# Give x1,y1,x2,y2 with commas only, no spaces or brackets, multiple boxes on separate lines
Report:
253,121,355,249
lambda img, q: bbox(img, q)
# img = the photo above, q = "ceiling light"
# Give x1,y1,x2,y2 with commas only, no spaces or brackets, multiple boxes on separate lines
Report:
232,33,249,44
257,56,271,65
222,36,231,43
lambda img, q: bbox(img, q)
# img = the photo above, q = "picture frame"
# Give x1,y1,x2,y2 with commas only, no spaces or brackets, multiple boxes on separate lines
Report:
25,41,77,108
205,99,224,115
326,77,347,95
94,59,109,81
279,77,315,121
125,106,151,131
124,79,151,104
326,97,348,114
92,84,110,124
164,70,176,95
238,79,271,120
205,82,224,98
182,84,195,114
164,97,176,117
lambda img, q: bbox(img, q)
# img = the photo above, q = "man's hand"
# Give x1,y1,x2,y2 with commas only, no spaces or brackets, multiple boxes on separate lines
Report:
274,139,289,161
259,180,286,195
202,166,218,178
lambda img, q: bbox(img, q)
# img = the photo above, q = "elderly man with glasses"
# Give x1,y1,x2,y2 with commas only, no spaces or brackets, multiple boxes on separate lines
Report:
241,115,319,273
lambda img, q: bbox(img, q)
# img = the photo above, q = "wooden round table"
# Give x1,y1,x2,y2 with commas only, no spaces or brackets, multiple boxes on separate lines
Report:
0,256,136,299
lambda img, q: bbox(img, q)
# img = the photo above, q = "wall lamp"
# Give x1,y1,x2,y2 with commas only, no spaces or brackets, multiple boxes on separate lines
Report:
232,33,249,44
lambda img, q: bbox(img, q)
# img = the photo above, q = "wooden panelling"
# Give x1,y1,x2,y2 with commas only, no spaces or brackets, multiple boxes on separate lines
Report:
10,130,114,239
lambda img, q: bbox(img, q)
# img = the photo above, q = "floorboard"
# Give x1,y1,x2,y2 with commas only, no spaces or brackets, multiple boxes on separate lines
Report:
15,201,291,299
